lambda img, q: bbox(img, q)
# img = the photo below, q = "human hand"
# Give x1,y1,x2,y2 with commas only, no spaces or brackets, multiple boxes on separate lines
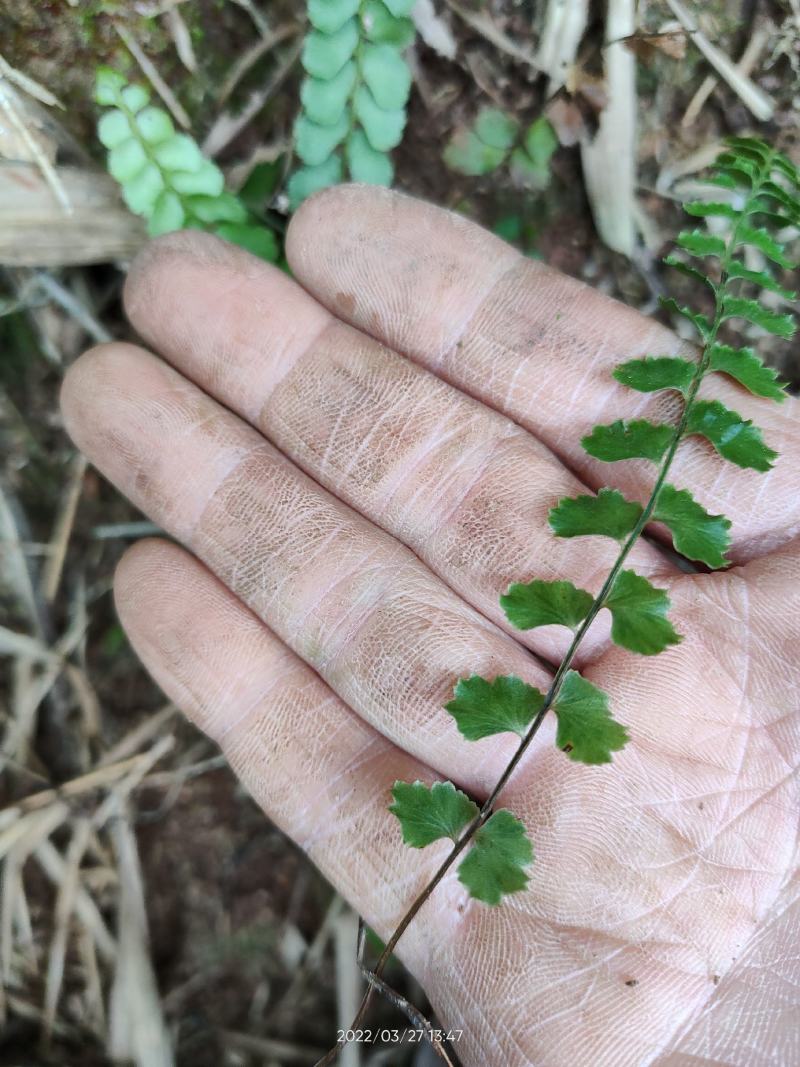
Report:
61,186,800,1067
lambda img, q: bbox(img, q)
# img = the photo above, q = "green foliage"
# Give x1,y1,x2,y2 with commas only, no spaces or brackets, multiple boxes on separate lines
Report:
390,137,796,914
677,230,727,259
445,675,544,740
686,399,778,471
389,781,477,846
551,671,628,764
289,0,414,207
548,488,643,541
94,69,278,262
443,108,516,176
604,570,681,656
389,783,532,906
707,343,787,401
659,296,713,339
613,356,695,396
653,485,731,569
456,810,533,905
582,419,674,463
444,110,558,188
501,579,593,630
510,117,559,188
720,296,796,339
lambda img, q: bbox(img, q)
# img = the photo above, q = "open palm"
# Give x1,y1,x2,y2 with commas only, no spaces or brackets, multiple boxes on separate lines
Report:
61,187,800,1067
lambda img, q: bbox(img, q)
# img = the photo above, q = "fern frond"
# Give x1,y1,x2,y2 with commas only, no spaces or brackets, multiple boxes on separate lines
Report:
288,0,415,207
443,109,558,190
94,69,279,262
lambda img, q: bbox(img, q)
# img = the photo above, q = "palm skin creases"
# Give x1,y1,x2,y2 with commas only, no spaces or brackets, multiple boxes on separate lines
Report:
318,138,798,1064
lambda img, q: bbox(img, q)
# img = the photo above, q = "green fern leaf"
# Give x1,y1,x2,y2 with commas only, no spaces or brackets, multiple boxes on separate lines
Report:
346,128,393,184
474,108,519,150
683,201,739,220
686,399,778,471
445,675,545,740
735,225,794,269
500,579,593,630
169,161,225,198
677,230,726,259
457,810,533,905
552,670,628,764
361,43,412,108
760,181,800,222
605,570,681,655
302,21,359,78
659,297,713,339
135,107,175,145
149,191,185,235
300,63,357,125
382,0,416,15
354,86,406,150
287,156,344,209
708,343,788,401
186,193,248,225
98,110,133,148
548,488,643,541
725,135,771,159
294,113,350,166
215,224,279,261
444,131,506,175
97,71,278,264
773,153,800,188
150,133,204,172
705,172,739,191
121,165,164,215
714,152,758,184
726,261,797,301
389,781,477,847
362,0,415,45
291,0,413,202
95,67,127,105
663,255,718,294
613,356,695,395
308,0,360,33
721,296,796,340
653,484,732,568
582,420,674,463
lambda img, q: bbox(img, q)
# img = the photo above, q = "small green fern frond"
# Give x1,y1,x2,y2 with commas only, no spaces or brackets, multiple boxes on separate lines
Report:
443,109,558,190
95,69,279,262
288,0,415,208
387,137,796,911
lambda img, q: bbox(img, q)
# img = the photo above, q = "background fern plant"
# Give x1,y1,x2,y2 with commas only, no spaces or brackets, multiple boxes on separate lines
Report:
345,135,798,1030
95,68,279,262
288,0,415,207
444,108,559,190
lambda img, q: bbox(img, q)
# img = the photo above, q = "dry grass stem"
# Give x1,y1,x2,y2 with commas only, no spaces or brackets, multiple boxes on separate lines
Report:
665,0,775,120
580,0,636,255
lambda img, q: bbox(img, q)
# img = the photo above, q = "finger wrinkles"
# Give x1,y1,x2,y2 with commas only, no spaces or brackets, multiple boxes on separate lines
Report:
63,342,551,793
122,235,669,665
191,452,535,783
286,185,800,561
114,540,451,964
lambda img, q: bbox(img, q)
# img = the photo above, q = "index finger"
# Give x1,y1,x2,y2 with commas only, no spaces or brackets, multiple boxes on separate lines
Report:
286,186,800,561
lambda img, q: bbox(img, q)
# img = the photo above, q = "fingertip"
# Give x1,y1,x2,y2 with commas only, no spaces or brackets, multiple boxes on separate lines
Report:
124,230,227,325
114,534,174,602
60,342,140,449
285,183,403,275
